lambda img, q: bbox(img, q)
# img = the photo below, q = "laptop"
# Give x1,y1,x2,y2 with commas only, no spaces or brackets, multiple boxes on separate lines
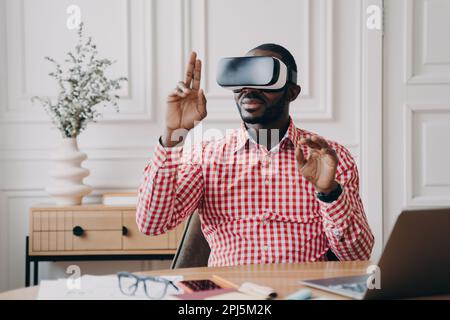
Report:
300,208,450,299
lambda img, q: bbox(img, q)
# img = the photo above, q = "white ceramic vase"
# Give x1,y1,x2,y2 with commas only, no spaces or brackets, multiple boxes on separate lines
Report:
46,137,92,206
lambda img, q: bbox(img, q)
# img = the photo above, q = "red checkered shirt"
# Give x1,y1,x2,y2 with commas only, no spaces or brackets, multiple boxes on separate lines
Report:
136,118,374,266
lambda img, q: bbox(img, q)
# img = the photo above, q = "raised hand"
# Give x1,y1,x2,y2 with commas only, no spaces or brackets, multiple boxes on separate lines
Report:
295,136,339,194
163,52,207,147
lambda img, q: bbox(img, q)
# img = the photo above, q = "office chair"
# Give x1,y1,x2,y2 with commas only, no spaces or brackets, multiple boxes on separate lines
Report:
170,212,210,269
170,212,340,269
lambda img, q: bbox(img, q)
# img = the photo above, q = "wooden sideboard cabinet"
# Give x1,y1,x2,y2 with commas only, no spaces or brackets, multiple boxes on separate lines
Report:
26,204,185,287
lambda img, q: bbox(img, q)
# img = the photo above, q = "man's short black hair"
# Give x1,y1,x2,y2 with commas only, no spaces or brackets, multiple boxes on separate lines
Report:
249,43,298,72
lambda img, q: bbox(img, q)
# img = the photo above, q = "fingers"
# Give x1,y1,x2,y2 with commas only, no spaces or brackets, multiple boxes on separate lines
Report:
299,138,319,150
323,148,339,164
192,59,202,90
197,89,207,117
298,136,338,164
183,52,202,90
167,90,181,103
170,51,202,103
311,135,330,149
295,144,306,167
299,136,330,150
184,52,197,87
168,82,191,101
177,81,191,94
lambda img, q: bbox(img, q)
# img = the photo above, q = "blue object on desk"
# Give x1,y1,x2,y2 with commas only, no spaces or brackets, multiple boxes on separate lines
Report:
286,289,313,300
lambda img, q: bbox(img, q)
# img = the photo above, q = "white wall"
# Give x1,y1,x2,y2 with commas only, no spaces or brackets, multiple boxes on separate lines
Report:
0,0,381,291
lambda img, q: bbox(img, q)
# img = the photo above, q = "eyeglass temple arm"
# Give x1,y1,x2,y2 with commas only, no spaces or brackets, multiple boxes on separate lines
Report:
169,281,180,291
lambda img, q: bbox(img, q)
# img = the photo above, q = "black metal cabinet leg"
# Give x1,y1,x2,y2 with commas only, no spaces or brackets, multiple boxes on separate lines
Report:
22,245,176,287
25,236,30,287
33,260,39,286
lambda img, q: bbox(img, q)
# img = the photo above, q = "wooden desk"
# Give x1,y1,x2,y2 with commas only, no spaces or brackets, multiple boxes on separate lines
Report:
0,261,369,300
2,261,448,300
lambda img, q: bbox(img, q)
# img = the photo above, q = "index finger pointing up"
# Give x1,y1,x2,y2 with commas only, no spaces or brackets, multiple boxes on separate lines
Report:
185,52,197,87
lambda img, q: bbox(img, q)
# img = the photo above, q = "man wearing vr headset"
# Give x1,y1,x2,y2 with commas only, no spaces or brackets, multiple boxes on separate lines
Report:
137,44,374,266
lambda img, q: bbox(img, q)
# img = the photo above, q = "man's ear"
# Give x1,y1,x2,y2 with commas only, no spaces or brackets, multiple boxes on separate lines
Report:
287,84,301,102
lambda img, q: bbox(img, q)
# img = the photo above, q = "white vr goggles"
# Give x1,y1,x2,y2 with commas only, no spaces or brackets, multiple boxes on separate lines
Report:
216,56,297,92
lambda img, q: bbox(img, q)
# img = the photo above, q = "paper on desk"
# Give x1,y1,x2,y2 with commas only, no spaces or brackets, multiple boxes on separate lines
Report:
37,275,183,300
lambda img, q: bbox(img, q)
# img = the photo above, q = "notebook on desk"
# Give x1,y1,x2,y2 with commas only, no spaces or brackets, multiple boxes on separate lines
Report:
37,275,183,300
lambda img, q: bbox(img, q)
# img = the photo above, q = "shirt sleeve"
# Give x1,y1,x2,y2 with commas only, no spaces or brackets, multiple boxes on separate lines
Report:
136,139,204,236
319,146,375,261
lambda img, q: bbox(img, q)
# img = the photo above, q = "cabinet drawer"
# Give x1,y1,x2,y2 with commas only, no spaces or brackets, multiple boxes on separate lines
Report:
73,212,121,230
122,212,170,250
73,230,122,250
32,211,122,231
33,231,72,252
33,211,60,231
33,230,122,252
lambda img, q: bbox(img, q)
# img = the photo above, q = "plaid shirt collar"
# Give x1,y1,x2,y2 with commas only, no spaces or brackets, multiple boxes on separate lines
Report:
233,117,300,154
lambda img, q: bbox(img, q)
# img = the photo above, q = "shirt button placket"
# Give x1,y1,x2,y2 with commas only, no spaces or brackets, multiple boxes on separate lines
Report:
263,157,270,189
260,210,270,261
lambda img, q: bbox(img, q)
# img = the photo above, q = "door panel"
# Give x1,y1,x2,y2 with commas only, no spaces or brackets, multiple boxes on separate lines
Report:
383,0,450,241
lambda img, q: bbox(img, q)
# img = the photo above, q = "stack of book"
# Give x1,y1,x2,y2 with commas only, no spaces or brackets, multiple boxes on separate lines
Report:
102,192,137,206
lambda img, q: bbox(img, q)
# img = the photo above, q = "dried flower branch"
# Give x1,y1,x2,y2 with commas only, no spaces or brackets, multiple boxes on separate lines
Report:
32,23,128,138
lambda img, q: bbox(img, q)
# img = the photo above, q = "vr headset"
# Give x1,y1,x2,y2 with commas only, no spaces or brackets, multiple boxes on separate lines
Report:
216,56,297,92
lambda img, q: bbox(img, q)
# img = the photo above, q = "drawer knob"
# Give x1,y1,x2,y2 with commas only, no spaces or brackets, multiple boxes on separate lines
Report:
73,226,84,237
122,226,129,236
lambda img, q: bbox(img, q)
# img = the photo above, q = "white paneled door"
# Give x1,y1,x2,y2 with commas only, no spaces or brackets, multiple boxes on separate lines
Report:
383,0,450,241
0,0,383,291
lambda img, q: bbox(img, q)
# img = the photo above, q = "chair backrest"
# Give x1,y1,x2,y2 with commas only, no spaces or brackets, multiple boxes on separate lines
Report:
170,212,211,269
170,212,339,269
